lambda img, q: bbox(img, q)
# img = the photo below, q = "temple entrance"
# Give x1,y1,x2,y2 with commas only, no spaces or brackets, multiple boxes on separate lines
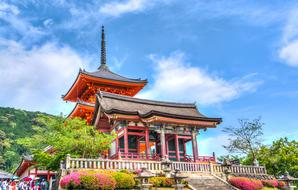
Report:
117,132,159,160
167,136,186,161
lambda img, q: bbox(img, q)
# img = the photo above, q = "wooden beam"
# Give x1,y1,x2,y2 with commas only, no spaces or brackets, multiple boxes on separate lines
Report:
127,132,145,136
127,126,145,130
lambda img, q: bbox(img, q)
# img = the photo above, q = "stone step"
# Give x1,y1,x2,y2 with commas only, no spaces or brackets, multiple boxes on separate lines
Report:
187,175,234,190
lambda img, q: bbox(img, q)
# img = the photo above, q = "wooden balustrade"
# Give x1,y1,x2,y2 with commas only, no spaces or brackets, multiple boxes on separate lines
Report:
63,155,266,175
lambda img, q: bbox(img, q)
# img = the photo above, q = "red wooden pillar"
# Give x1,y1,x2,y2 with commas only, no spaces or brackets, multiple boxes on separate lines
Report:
124,127,128,159
160,126,166,159
175,134,180,161
191,130,198,162
183,139,187,159
145,127,150,159
35,167,38,178
47,170,50,181
115,134,119,158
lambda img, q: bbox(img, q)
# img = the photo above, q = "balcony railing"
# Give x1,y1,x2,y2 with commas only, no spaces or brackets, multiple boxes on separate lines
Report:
63,155,267,175
110,152,215,163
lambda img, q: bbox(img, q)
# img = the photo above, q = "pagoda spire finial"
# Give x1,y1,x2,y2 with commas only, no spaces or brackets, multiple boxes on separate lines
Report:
99,25,108,70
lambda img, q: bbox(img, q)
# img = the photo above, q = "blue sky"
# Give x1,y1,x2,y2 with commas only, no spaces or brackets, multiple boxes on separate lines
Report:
0,0,298,156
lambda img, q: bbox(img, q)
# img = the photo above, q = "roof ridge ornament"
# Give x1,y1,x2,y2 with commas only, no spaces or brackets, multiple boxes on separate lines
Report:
99,25,108,70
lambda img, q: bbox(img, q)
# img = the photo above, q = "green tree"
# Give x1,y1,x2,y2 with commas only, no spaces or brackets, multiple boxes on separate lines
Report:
257,137,298,178
223,117,264,165
17,116,115,170
217,155,245,164
0,130,11,170
0,107,54,172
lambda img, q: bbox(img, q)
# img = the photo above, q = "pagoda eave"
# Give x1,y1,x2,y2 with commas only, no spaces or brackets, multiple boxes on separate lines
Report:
68,102,95,124
63,72,147,102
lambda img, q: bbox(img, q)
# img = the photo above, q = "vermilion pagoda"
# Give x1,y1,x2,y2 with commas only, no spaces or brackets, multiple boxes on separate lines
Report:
63,26,222,162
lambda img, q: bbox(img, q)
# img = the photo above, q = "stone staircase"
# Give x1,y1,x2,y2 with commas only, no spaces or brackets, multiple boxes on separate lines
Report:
186,173,237,190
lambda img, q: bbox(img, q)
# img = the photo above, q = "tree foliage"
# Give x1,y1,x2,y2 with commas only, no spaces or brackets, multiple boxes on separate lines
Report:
257,137,298,178
223,117,264,163
0,107,54,172
17,116,114,170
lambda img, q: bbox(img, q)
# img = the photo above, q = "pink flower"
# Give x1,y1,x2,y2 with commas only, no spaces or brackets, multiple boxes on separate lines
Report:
60,172,81,188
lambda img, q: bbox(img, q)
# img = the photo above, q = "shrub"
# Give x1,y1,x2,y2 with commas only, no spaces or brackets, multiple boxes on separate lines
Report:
60,172,81,189
111,172,136,189
149,177,175,187
261,180,278,188
229,177,263,190
79,174,100,190
95,173,116,190
278,181,286,189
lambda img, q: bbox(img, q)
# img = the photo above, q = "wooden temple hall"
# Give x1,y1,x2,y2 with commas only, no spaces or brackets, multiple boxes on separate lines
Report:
63,26,222,163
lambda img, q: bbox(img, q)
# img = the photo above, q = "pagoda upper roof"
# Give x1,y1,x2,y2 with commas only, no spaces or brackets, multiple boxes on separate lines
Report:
93,91,222,125
62,66,147,101
81,66,147,84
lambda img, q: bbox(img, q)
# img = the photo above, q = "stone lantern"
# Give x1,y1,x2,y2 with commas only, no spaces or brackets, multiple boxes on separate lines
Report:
222,159,232,181
279,171,298,190
171,169,187,190
161,157,172,177
134,167,154,190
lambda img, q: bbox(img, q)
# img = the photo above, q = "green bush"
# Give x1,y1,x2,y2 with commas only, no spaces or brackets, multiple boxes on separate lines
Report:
111,172,136,189
149,177,174,187
79,174,100,190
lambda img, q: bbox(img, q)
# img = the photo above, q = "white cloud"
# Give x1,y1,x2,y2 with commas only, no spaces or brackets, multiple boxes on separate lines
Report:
0,1,46,44
138,52,261,105
0,2,19,16
279,7,298,67
279,39,298,67
109,56,127,71
198,133,229,157
188,1,290,26
0,39,88,114
99,0,171,17
100,0,148,17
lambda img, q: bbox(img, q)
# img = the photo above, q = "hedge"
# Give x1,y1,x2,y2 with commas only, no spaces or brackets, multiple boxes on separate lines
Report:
229,177,263,190
149,177,175,187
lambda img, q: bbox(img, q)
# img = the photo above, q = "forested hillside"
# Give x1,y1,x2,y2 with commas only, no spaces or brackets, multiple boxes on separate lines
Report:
0,107,57,172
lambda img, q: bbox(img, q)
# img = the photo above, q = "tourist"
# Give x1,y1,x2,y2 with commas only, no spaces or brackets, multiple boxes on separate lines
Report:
1,180,8,190
40,179,48,190
9,180,17,190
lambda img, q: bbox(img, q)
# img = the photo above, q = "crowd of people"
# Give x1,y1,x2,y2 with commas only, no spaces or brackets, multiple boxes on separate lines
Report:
0,178,49,190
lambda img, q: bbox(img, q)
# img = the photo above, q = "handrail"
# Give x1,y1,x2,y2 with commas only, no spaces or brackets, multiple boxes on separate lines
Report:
63,155,267,175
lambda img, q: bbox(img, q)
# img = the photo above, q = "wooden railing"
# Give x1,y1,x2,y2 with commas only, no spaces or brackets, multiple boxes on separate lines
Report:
63,155,267,175
211,164,267,175
111,152,161,161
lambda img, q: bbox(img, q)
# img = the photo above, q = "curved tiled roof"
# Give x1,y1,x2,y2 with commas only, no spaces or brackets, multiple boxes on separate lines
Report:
95,91,222,122
81,66,147,84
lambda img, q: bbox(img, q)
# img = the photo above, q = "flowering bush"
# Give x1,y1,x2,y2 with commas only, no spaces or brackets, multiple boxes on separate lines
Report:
111,172,135,189
278,181,286,189
149,177,175,187
229,177,263,190
95,173,116,190
60,172,81,189
134,169,142,175
60,170,136,190
261,179,279,188
79,173,100,190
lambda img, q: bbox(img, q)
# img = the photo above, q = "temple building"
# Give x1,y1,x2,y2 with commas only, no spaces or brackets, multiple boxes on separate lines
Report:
63,26,222,163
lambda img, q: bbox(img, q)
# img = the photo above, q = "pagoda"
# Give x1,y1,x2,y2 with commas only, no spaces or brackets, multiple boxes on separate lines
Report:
64,26,222,162
63,26,147,123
